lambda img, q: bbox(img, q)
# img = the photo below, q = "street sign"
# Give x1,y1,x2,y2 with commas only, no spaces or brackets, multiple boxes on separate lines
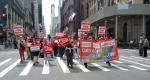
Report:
98,26,106,35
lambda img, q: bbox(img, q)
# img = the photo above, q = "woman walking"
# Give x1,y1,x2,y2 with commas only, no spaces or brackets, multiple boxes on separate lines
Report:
19,39,25,62
143,38,149,57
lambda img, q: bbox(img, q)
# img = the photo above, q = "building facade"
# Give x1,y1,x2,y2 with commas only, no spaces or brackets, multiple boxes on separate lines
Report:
61,0,81,39
80,0,150,45
23,0,34,37
0,0,26,45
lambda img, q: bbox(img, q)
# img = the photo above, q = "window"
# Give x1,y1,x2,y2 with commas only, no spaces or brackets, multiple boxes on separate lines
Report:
98,1,100,10
108,0,111,6
101,0,104,7
86,3,89,17
144,0,150,4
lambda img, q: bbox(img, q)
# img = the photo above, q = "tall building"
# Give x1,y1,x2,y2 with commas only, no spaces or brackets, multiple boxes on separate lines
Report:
57,0,61,32
50,4,55,36
80,0,150,45
38,0,42,24
32,0,43,37
23,0,34,37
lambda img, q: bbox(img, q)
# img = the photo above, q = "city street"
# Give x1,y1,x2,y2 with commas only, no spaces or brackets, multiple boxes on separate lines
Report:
0,49,150,80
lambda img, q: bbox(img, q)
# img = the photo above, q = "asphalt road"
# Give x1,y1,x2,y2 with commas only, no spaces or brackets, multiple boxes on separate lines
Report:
0,49,150,80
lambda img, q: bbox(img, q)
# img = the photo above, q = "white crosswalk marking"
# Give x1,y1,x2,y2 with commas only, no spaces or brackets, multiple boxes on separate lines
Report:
73,59,90,72
19,61,33,76
56,57,70,73
121,56,143,62
120,58,150,68
92,63,110,71
128,65,147,71
0,59,20,78
42,61,50,74
111,63,129,71
113,60,124,63
130,56,150,61
0,58,11,67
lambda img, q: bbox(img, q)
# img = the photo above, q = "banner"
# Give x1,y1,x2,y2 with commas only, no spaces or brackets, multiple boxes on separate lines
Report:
13,24,24,36
98,26,106,35
57,35,71,47
80,39,118,63
81,20,90,32
56,32,64,37
80,39,93,62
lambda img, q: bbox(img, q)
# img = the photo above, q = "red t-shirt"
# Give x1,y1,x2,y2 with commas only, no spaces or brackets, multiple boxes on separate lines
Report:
42,41,53,54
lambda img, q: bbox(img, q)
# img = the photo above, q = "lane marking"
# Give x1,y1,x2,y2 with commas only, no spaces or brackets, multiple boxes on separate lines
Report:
128,65,147,71
92,63,110,71
111,63,129,71
130,56,150,61
19,61,33,76
56,57,70,73
42,60,50,74
121,56,143,62
0,58,11,67
113,60,124,64
120,58,150,68
73,59,90,72
0,59,20,78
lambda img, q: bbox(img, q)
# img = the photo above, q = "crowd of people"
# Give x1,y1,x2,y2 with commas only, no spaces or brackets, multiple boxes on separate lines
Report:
16,35,79,68
14,33,149,69
139,36,149,57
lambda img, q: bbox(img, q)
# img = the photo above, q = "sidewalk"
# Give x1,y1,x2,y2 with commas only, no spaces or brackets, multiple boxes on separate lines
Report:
0,49,18,53
119,48,150,52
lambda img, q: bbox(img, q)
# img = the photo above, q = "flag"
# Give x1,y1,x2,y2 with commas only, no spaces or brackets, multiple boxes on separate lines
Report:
68,12,76,22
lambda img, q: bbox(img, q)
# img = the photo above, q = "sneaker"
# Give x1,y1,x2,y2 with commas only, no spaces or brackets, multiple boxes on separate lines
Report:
70,65,73,69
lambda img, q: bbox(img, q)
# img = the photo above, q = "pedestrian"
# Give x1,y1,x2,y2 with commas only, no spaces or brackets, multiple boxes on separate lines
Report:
13,39,18,49
39,39,44,58
53,38,58,57
42,39,54,64
18,39,25,62
139,36,144,56
30,38,41,65
25,38,31,59
30,38,34,61
143,38,149,57
65,44,74,68
57,41,65,59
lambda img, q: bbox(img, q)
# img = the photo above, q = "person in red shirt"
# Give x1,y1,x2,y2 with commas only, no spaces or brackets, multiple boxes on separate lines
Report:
42,39,54,64
19,39,25,62
30,38,41,65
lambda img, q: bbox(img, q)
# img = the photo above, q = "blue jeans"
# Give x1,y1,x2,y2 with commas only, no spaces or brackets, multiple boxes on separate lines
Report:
139,48,143,56
58,47,65,58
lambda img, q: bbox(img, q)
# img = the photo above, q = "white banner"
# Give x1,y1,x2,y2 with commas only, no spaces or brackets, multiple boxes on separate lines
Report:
101,40,115,47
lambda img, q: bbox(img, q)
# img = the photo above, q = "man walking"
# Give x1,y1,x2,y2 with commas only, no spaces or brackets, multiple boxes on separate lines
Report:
139,36,144,56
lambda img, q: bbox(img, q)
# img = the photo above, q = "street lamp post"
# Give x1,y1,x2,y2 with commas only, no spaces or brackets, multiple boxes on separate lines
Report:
4,4,9,47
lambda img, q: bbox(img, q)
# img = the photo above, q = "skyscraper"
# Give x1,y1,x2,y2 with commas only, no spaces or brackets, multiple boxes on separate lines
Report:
38,0,42,24
50,4,55,35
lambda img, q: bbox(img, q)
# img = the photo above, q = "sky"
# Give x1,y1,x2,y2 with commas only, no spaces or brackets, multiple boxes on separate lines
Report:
42,0,59,34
